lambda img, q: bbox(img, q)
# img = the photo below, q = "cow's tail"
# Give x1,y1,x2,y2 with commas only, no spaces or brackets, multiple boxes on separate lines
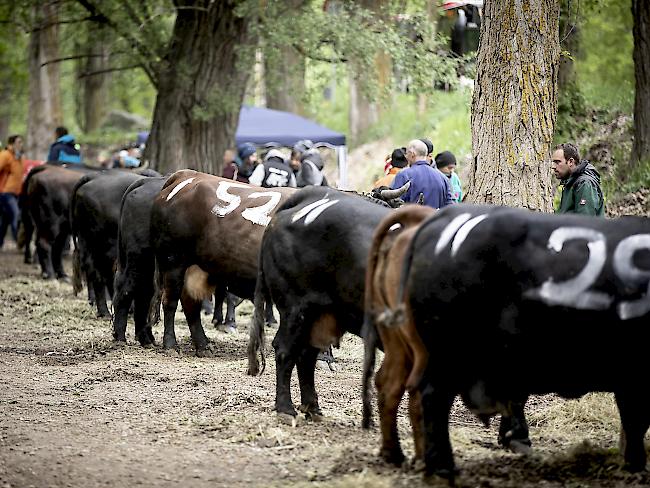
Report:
247,252,269,377
361,206,431,428
69,173,98,295
18,165,48,254
147,258,162,328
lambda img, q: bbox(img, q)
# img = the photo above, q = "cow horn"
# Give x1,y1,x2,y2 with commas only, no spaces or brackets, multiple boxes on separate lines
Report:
380,181,410,200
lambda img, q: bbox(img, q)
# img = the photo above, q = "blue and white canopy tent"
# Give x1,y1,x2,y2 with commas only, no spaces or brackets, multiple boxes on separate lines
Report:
235,106,349,188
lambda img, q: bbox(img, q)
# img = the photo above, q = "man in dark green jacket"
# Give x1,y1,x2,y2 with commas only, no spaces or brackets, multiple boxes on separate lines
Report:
552,143,605,216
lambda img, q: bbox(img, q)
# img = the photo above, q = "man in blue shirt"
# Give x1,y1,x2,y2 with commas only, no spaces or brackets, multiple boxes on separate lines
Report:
390,139,454,209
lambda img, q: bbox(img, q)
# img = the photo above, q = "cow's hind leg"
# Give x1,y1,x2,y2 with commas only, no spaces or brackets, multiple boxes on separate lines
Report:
36,233,55,279
409,389,425,469
498,399,531,454
272,311,300,418
180,288,212,356
212,287,225,325
133,275,156,347
616,390,650,471
161,268,184,351
52,231,70,281
224,292,238,329
421,382,457,482
375,359,406,466
112,269,132,343
297,345,322,420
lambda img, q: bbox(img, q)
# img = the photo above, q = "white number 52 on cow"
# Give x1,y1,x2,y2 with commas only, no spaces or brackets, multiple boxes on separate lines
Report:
211,181,282,227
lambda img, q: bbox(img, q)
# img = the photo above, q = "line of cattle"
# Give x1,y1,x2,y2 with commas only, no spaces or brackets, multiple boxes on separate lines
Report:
18,163,650,483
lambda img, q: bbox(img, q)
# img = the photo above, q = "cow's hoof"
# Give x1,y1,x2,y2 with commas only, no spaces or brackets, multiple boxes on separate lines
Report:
424,471,456,487
380,447,405,466
276,412,299,426
216,324,236,334
140,341,155,349
42,272,54,280
163,348,180,357
196,347,215,358
58,275,71,284
411,458,426,473
298,404,323,422
506,440,532,455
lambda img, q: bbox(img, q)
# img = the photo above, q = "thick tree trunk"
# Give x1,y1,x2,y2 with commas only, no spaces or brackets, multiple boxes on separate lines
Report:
82,28,110,133
631,0,650,167
144,2,256,175
468,0,560,211
26,3,62,160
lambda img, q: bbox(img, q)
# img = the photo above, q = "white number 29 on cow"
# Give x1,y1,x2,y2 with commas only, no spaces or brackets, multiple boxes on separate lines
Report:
211,181,282,227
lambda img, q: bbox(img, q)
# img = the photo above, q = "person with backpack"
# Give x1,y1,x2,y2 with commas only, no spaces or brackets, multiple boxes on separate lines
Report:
47,126,82,164
249,149,296,188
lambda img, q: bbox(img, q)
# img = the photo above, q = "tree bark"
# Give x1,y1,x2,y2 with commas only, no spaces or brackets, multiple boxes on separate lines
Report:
631,0,650,167
0,81,11,144
264,0,305,115
144,1,256,176
468,0,560,211
26,2,62,160
558,0,580,90
82,27,110,133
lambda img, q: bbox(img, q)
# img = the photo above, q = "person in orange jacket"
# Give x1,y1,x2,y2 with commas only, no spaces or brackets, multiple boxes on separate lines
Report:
0,135,24,249
373,147,407,189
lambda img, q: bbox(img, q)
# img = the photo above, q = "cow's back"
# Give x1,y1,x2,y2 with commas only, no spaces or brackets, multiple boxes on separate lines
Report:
262,186,391,335
152,170,296,298
406,205,650,395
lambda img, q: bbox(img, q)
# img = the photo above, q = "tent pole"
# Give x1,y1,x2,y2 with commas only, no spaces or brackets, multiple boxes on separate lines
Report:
337,145,348,189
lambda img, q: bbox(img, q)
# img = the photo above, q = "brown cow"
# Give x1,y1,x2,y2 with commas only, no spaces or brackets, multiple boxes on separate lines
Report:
150,170,296,356
362,205,435,467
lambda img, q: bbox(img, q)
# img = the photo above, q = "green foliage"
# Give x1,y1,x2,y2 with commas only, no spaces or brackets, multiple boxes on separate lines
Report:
575,0,634,112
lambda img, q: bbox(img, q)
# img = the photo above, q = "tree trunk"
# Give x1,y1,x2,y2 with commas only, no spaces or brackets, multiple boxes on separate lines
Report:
348,70,377,147
0,81,11,144
468,0,560,211
82,27,110,133
144,1,256,176
26,2,62,160
265,44,305,115
631,0,650,167
558,0,580,90
264,0,305,114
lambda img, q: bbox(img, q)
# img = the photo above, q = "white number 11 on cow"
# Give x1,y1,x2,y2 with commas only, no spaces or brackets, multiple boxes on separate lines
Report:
212,181,282,226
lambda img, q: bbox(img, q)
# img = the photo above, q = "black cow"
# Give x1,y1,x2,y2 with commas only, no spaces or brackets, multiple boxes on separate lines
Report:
112,177,167,346
393,204,650,481
70,170,156,317
247,186,395,420
21,164,100,279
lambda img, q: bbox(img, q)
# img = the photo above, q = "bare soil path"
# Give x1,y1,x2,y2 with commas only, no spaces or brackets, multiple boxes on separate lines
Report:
0,246,648,487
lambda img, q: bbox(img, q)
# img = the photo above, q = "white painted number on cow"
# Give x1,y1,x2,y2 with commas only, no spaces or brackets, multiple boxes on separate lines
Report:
434,212,488,257
613,234,650,320
212,181,249,217
291,197,340,225
166,177,195,201
211,181,282,227
241,192,282,226
527,227,613,310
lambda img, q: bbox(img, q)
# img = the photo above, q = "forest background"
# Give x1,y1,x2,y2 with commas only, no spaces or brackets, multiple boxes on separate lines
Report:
0,0,645,211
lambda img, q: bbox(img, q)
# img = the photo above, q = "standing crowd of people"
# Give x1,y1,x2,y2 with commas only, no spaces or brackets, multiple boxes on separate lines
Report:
221,139,328,189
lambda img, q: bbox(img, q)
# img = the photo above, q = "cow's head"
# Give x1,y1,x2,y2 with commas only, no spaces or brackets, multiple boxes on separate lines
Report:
369,181,411,208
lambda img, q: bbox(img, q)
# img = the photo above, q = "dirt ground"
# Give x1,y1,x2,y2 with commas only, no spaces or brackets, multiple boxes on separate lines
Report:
1,245,649,488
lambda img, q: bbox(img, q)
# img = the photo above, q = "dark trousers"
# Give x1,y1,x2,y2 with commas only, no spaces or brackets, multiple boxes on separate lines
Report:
0,192,19,247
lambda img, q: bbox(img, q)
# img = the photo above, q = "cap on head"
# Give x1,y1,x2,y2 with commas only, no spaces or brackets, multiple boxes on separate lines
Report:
293,139,314,155
237,142,256,160
264,148,285,162
390,147,408,168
